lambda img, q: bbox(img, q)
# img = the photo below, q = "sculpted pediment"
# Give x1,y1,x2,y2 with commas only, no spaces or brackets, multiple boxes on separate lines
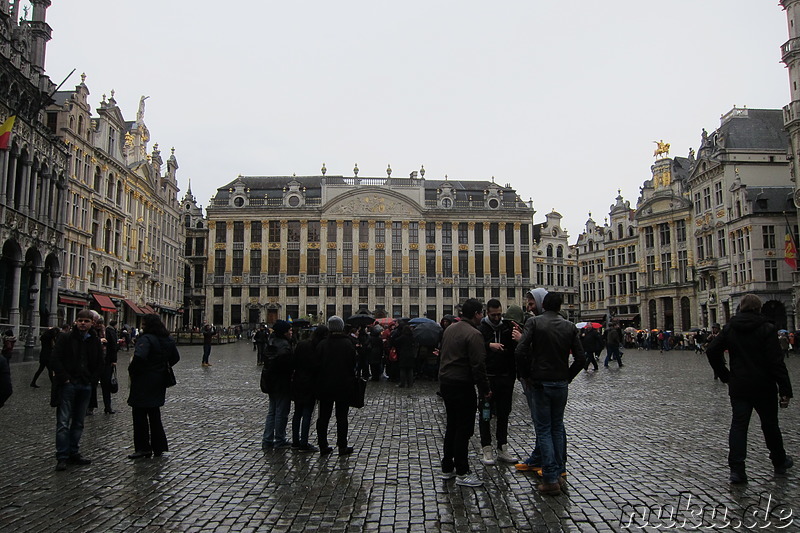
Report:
325,191,420,217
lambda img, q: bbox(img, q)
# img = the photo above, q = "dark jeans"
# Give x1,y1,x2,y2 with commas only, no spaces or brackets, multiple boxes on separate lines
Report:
31,363,49,386
604,345,622,367
478,376,514,447
369,361,382,381
256,343,267,364
399,367,414,388
317,398,350,449
292,401,315,446
202,344,211,364
584,351,599,371
440,382,477,476
729,394,787,473
99,365,114,411
531,381,569,484
55,382,92,460
132,406,168,454
262,393,291,446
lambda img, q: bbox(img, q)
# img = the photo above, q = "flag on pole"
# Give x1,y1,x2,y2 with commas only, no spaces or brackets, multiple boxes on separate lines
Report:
0,115,15,150
785,225,797,270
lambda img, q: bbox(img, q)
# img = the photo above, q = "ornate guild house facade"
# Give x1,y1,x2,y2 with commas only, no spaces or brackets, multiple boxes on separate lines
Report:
203,168,543,325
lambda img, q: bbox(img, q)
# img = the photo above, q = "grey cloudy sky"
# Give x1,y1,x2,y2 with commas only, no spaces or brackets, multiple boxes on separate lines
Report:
42,1,789,241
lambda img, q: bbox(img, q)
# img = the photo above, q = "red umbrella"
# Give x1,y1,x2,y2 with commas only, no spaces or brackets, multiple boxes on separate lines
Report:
591,322,603,329
375,318,396,327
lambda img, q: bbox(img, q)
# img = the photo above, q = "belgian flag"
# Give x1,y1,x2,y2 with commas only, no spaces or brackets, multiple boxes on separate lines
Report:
0,115,14,150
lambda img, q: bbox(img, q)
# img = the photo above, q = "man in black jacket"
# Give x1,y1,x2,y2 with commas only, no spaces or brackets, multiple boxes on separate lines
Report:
49,310,104,472
477,299,521,465
706,293,793,484
515,292,585,496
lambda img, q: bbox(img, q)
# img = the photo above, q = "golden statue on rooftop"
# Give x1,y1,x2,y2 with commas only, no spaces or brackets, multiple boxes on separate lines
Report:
653,140,670,159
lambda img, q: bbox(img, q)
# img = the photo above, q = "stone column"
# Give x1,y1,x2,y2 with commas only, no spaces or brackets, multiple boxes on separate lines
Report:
9,260,23,333
20,158,31,214
7,150,18,207
0,149,8,203
49,270,60,327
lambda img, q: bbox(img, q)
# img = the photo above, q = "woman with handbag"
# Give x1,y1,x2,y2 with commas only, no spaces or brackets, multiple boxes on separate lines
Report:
127,314,180,460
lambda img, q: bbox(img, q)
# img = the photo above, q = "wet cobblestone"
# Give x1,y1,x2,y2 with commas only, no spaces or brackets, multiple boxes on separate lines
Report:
1,344,798,531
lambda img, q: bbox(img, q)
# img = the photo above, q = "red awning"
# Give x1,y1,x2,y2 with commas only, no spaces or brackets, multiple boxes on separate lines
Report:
59,296,88,306
140,304,157,315
92,294,118,313
123,299,145,316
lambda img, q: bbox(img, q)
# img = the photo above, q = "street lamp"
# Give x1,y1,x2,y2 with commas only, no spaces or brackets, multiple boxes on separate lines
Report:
23,284,39,361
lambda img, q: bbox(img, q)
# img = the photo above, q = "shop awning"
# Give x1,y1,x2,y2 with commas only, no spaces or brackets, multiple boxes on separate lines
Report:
615,314,640,321
92,294,118,313
123,299,146,316
580,314,607,321
59,296,88,306
157,306,179,315
140,304,157,315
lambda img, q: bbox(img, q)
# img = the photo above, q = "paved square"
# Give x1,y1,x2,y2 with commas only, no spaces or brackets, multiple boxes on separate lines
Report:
1,343,797,531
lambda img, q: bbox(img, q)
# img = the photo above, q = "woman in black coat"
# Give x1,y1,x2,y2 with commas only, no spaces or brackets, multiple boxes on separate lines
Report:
127,314,180,459
291,325,327,452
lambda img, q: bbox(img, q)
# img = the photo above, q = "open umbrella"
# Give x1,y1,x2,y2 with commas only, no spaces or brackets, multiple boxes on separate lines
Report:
375,318,397,328
624,327,637,334
412,320,443,347
575,322,589,329
409,317,436,325
345,314,375,328
590,322,603,329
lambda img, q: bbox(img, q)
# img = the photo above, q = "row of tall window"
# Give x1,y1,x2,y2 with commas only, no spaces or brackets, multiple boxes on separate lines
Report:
214,247,533,280
215,220,531,246
693,182,725,214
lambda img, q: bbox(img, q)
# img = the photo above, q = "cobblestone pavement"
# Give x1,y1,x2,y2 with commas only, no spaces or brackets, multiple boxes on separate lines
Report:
1,343,798,532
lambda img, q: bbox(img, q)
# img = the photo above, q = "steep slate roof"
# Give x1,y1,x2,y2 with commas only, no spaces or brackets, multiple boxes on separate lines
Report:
744,186,794,214
718,109,788,151
215,176,521,203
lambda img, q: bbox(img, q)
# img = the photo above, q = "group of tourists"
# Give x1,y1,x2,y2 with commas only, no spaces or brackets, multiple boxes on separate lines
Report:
0,310,181,472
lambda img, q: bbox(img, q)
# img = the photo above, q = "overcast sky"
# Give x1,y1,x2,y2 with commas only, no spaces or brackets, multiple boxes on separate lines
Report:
41,1,790,241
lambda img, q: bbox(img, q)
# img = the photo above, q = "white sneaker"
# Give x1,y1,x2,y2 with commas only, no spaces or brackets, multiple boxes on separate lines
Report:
496,445,518,463
481,445,496,465
456,473,484,487
440,470,457,480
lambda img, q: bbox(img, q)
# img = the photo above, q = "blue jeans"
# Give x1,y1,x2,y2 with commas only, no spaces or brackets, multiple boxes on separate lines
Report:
202,344,211,364
262,393,291,447
531,381,569,484
55,382,92,460
521,383,542,466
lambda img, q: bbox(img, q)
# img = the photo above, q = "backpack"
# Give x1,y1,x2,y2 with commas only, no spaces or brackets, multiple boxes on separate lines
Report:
259,336,280,394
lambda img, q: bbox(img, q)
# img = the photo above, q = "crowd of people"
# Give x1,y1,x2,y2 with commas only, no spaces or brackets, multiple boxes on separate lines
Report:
0,288,793,492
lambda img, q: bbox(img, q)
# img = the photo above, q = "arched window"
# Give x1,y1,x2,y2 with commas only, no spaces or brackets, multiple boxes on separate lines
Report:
546,244,553,257
588,241,594,252
78,115,84,136
556,246,564,258
89,262,97,283
113,269,119,290
628,226,634,237
618,224,623,238
103,266,111,286
116,180,123,205
106,174,114,199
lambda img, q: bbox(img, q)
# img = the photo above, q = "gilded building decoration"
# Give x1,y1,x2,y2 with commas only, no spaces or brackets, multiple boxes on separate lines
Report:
328,194,415,216
359,243,369,250
426,244,436,250
375,243,385,250
327,242,337,249
250,243,262,249
287,277,299,284
459,244,469,251
269,243,282,249
214,243,226,250
307,242,320,249
409,243,418,250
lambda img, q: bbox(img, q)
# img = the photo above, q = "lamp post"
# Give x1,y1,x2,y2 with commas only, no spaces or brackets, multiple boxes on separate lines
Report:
23,284,39,361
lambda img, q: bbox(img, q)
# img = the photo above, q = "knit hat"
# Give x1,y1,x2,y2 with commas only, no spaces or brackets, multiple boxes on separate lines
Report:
504,305,525,324
272,320,291,335
327,315,345,333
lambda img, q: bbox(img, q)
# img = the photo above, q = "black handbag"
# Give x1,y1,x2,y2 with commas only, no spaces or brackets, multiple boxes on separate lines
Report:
164,364,177,388
109,366,119,394
350,376,367,408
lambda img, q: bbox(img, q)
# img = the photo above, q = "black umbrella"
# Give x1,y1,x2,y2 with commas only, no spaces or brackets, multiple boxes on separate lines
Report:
345,314,375,328
412,320,443,347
